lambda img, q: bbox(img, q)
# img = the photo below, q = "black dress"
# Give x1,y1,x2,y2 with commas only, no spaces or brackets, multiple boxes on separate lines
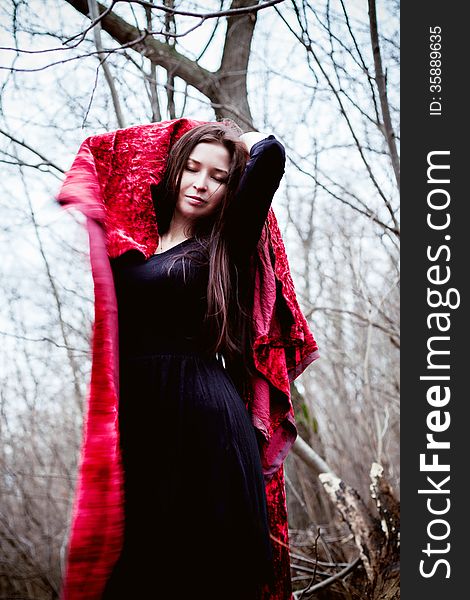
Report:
102,137,286,600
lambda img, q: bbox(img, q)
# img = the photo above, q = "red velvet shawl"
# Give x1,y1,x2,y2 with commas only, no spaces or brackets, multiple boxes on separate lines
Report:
57,118,319,600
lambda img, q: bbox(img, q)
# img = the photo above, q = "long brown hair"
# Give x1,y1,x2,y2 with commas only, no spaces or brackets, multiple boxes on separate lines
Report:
154,122,257,394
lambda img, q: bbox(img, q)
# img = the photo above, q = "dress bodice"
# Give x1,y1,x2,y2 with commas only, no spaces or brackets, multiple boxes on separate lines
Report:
111,238,210,357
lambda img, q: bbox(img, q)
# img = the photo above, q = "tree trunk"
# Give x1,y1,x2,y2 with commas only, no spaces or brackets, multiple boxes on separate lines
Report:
319,463,400,599
63,0,259,129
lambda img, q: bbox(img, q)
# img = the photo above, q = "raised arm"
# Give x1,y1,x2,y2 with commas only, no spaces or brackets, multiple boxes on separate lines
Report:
224,132,286,260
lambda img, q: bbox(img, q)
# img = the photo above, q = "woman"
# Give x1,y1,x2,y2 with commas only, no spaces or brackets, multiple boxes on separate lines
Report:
103,123,285,599
57,118,319,600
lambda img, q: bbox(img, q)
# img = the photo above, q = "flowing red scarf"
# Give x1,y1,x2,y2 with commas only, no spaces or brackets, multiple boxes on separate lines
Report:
57,118,319,600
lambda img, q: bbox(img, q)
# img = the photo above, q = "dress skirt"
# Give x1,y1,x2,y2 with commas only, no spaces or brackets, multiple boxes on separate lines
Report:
102,350,274,600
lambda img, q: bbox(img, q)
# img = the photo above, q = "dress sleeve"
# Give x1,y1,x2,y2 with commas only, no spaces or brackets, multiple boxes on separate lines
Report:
224,135,286,260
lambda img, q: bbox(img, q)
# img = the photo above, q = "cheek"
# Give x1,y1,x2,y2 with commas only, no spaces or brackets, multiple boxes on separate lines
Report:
179,172,192,192
211,186,226,206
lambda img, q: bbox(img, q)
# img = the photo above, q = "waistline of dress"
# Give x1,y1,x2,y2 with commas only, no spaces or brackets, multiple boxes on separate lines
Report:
120,339,226,367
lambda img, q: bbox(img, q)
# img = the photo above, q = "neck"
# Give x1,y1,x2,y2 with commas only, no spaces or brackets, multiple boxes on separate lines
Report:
165,213,193,241
155,216,193,255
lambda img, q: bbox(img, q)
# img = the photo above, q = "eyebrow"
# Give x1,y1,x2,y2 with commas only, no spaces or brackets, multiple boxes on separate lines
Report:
187,157,229,174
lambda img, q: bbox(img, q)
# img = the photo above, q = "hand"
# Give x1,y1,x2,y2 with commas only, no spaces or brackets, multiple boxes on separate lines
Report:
239,131,270,152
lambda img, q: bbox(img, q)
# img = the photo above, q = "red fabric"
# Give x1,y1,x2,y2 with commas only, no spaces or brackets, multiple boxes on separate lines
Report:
57,118,319,600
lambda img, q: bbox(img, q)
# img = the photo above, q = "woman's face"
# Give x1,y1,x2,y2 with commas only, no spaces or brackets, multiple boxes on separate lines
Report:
175,142,230,225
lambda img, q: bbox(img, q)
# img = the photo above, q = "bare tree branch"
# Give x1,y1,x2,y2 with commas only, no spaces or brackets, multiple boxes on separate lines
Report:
292,434,336,477
144,3,162,121
0,129,65,173
0,330,89,355
305,306,400,347
294,557,361,598
105,0,284,19
64,0,219,97
163,0,176,119
87,0,126,128
368,0,400,188
277,2,399,233
286,149,399,236
63,0,284,44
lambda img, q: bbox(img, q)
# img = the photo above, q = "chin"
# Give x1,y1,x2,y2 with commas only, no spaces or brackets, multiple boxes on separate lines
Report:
183,201,212,216
183,206,208,219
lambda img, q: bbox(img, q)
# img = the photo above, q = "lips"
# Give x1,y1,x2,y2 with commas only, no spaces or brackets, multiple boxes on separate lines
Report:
186,195,207,204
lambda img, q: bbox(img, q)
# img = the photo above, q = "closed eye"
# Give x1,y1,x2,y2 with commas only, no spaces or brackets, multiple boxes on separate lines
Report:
185,165,226,183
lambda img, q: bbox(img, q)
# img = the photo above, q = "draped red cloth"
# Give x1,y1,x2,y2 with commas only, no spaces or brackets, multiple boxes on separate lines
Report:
57,118,319,600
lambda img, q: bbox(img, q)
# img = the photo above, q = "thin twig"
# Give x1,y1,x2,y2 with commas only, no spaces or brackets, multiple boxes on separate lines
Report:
298,528,321,599
111,0,284,18
294,556,361,597
63,0,284,44
0,330,88,355
276,3,399,233
0,129,65,173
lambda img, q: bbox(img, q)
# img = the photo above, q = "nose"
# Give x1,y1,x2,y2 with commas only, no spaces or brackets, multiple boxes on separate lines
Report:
193,171,208,190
